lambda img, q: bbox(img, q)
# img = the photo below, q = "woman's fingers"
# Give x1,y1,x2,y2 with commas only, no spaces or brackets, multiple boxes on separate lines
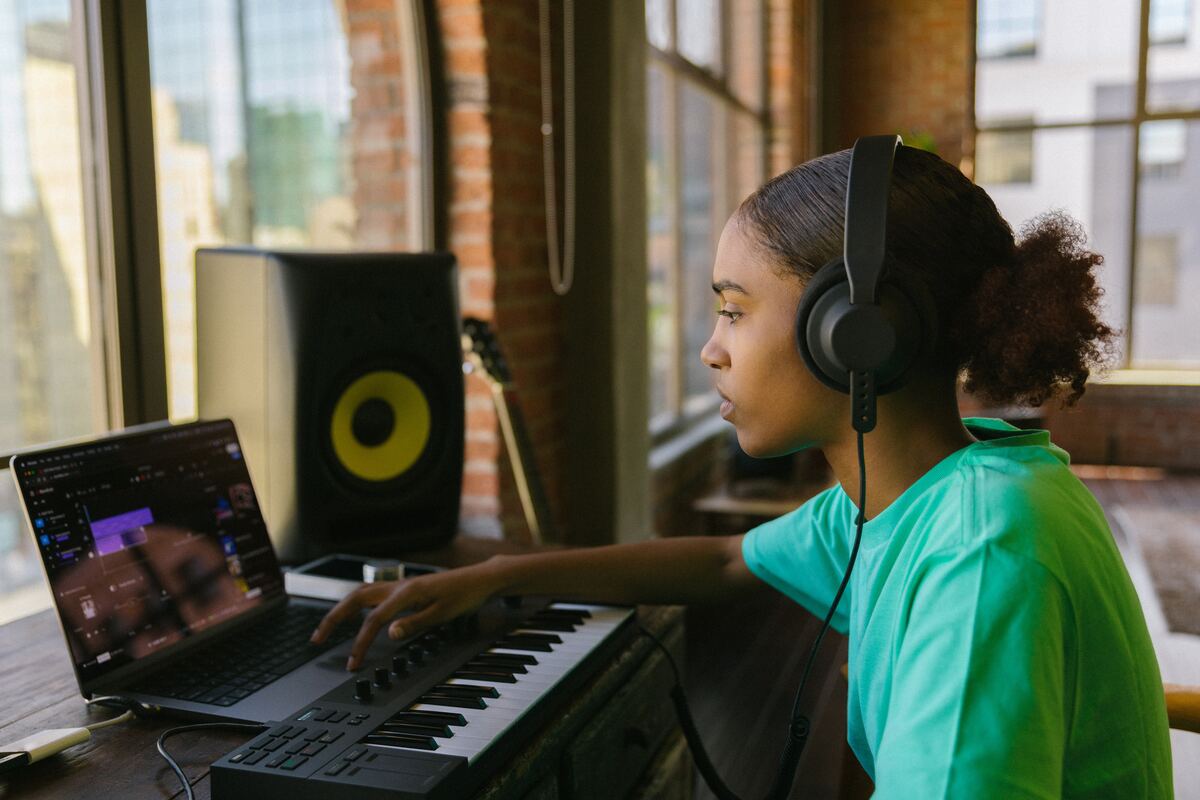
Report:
310,581,392,645
345,581,428,670
388,605,442,641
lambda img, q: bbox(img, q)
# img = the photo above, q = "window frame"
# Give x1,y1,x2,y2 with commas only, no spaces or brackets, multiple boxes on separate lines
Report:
0,0,437,624
974,0,1200,369
647,0,769,444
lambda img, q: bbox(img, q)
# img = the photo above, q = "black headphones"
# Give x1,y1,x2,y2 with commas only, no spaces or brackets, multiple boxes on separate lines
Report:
794,135,937,433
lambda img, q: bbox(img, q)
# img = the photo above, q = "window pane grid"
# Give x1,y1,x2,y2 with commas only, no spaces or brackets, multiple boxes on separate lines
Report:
976,0,1200,369
647,1,766,435
0,0,103,623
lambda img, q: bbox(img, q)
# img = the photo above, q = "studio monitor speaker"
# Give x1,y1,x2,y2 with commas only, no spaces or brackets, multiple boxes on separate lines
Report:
196,248,463,563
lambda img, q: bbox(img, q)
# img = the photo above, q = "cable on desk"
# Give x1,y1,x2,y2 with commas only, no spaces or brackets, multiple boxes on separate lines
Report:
84,710,133,731
157,722,265,800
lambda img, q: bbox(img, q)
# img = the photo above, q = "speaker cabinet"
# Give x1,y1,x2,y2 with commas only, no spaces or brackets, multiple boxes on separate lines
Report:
196,248,463,563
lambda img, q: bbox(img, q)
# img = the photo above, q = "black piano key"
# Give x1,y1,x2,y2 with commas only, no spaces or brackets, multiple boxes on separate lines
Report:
393,710,467,727
364,732,440,750
478,652,538,666
432,683,500,698
494,638,553,652
504,632,563,644
419,693,488,709
467,657,527,673
378,721,453,738
453,669,518,684
462,662,524,678
538,607,590,618
520,619,576,632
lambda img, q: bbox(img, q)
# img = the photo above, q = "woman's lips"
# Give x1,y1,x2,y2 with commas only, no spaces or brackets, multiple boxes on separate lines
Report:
718,391,734,418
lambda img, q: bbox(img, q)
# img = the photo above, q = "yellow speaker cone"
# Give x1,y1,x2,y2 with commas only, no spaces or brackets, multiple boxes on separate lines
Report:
331,370,431,482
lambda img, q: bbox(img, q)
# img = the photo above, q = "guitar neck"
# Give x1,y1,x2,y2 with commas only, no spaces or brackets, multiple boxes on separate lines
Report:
491,384,558,544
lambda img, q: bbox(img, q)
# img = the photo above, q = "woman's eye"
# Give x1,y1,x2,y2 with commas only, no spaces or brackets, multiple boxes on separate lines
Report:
717,309,743,324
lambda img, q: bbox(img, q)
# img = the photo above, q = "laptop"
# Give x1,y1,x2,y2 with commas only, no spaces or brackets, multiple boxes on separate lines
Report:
10,418,395,723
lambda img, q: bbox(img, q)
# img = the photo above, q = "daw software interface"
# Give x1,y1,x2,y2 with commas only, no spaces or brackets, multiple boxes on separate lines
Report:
14,421,284,684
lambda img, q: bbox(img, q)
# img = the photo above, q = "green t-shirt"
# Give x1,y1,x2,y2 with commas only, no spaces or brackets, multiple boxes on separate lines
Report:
742,418,1172,798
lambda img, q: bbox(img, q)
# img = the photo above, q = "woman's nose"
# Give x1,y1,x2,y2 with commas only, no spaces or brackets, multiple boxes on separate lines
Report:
700,328,728,370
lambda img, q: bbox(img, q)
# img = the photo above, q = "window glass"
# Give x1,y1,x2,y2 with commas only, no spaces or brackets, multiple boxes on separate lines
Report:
732,110,765,208
979,125,1135,365
0,0,102,623
977,0,1040,59
1139,119,1186,178
646,0,671,50
976,126,1034,183
1146,0,1200,114
676,0,721,73
1132,119,1200,366
728,0,763,110
976,0,1141,125
1149,0,1190,44
679,83,723,404
647,64,676,423
147,0,426,421
646,1,766,434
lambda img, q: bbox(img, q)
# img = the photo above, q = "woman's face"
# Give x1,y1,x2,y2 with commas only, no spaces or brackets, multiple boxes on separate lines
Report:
700,219,842,457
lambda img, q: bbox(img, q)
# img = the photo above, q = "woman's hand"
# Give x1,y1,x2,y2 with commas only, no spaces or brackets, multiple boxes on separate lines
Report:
310,558,507,670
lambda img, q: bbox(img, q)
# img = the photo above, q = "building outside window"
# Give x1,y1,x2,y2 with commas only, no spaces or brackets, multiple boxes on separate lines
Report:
977,0,1041,59
976,0,1200,368
975,124,1035,183
645,0,767,437
0,0,430,625
0,0,106,624
147,0,429,423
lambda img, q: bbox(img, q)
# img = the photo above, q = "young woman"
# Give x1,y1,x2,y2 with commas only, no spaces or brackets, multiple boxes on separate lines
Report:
312,145,1173,798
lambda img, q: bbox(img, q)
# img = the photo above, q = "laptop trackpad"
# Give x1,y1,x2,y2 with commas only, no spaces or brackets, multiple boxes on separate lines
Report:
228,633,395,723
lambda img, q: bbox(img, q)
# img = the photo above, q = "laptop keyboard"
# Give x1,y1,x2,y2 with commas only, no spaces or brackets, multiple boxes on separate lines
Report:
133,605,356,707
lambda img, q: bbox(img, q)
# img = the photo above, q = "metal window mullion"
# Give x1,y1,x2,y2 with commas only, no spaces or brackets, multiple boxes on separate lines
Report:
648,47,767,125
71,0,112,434
1125,0,1154,367
667,66,685,420
81,0,168,426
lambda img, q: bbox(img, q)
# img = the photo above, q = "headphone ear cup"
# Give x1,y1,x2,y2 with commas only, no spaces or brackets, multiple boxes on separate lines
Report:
795,259,853,392
795,260,937,395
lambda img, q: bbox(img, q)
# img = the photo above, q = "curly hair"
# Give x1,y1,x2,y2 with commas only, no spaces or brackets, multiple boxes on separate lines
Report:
735,145,1118,408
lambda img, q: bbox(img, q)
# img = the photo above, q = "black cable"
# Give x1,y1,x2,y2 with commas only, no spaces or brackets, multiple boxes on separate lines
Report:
86,694,156,718
639,429,868,800
764,429,866,800
637,622,741,800
156,722,264,800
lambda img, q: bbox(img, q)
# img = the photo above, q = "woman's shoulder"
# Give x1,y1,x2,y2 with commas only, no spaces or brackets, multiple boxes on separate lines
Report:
936,437,1114,579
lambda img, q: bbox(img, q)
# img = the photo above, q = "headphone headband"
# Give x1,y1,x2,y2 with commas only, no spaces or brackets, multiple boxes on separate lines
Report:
844,135,902,305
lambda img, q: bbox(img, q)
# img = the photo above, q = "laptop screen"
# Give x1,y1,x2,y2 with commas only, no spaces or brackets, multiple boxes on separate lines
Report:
12,419,285,686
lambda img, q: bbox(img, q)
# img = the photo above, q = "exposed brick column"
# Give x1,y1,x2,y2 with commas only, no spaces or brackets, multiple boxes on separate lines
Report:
831,0,973,167
344,0,413,247
439,0,564,542
767,0,819,174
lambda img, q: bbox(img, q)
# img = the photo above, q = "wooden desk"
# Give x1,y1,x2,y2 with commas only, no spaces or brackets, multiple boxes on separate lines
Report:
0,537,691,800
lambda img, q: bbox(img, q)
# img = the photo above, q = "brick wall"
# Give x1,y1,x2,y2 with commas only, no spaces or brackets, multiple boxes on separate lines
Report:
343,0,562,542
345,0,413,248
828,0,973,168
1045,384,1200,471
440,0,564,542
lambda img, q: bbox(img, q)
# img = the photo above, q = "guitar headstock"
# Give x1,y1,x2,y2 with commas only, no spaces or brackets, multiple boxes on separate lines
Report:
462,317,513,388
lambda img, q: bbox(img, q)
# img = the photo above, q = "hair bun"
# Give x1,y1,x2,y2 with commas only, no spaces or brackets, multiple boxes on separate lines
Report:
956,211,1118,407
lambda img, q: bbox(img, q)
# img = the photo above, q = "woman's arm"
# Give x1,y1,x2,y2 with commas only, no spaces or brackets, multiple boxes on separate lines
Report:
313,534,762,669
489,534,760,605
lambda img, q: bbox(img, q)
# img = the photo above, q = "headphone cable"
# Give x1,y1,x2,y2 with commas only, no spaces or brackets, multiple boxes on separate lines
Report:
638,428,867,800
